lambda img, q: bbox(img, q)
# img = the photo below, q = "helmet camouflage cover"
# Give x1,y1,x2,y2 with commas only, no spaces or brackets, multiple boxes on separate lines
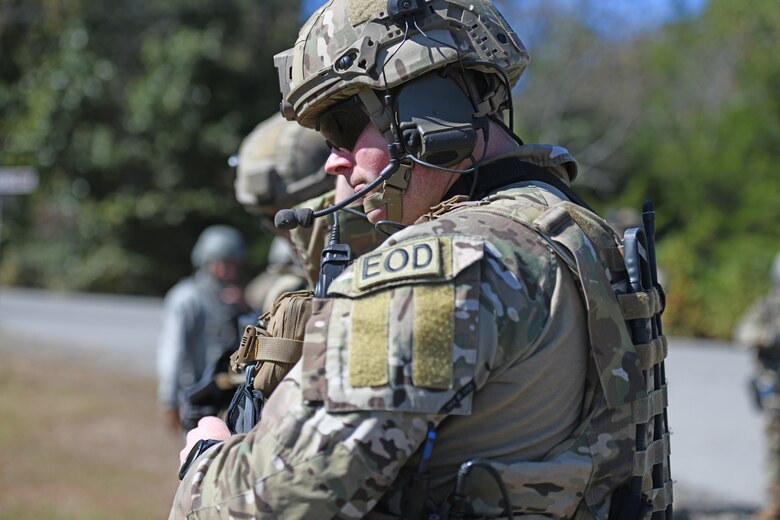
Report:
275,0,529,128
234,113,332,216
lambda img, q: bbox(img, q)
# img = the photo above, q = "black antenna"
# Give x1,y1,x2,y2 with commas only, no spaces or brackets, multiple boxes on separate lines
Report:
314,211,352,298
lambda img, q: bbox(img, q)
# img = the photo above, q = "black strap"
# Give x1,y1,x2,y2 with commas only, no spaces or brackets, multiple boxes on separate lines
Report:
607,487,653,520
225,364,265,434
443,156,594,213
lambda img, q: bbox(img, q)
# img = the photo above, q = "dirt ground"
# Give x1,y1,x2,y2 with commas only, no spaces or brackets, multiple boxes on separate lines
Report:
0,346,183,519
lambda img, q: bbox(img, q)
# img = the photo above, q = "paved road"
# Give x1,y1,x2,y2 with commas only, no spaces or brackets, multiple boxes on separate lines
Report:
0,286,767,509
0,286,163,375
666,338,764,510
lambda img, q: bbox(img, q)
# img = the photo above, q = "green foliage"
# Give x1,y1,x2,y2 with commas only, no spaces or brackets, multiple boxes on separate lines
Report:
509,0,780,338
0,0,302,294
2,0,779,340
616,0,780,337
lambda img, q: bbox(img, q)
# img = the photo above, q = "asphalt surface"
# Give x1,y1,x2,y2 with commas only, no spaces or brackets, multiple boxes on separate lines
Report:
0,286,163,375
0,286,768,512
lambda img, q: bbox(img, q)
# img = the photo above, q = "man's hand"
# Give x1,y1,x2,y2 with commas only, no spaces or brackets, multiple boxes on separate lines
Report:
179,416,232,465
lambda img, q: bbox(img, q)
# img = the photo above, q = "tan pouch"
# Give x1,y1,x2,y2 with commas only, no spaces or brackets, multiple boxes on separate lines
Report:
231,290,313,397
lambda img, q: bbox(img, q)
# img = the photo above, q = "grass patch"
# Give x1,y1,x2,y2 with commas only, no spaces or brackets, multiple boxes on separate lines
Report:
0,339,183,519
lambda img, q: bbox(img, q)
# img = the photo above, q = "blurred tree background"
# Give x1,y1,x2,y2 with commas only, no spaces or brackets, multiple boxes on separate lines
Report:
0,0,302,294
1,0,779,339
505,0,780,338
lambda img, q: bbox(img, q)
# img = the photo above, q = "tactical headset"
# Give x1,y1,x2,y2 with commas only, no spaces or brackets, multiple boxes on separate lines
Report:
275,0,515,231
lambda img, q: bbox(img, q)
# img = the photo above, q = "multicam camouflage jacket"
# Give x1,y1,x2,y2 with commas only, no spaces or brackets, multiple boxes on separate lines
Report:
171,147,654,519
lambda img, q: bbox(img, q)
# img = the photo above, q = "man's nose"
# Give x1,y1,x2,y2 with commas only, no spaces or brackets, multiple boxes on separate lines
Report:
324,148,353,176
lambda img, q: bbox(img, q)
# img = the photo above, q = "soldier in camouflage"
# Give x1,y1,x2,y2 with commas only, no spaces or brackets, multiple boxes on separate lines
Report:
157,225,247,433
234,112,331,311
235,112,382,305
171,1,671,518
735,251,780,520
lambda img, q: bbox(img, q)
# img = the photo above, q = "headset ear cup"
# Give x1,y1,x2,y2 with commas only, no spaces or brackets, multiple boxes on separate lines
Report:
403,129,422,155
395,72,478,168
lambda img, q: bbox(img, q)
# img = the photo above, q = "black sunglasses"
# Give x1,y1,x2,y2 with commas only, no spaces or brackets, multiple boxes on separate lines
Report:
317,97,370,151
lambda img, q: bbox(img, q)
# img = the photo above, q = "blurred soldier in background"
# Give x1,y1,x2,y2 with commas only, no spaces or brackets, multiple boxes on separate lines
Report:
243,236,306,313
234,111,382,302
735,251,780,520
221,112,384,425
171,0,672,517
234,112,332,238
234,112,331,310
156,225,247,433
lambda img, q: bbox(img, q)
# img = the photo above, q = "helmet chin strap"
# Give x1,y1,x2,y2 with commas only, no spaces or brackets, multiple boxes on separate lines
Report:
362,162,411,222
357,89,413,224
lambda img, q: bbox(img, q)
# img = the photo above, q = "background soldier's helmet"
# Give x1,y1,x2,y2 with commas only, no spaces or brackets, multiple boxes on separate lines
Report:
234,113,332,217
190,225,245,268
275,0,529,129
773,250,780,286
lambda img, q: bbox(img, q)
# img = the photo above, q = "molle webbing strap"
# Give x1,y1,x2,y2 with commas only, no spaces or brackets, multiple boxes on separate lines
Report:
633,434,671,476
647,481,674,513
231,291,313,370
254,337,305,364
631,386,668,424
617,288,664,321
634,336,668,371
619,214,673,515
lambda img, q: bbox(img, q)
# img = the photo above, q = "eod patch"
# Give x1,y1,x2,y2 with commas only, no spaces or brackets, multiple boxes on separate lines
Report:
354,237,442,291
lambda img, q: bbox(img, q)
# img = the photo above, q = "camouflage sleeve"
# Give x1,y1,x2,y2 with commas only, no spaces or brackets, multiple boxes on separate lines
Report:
170,233,552,519
171,362,434,519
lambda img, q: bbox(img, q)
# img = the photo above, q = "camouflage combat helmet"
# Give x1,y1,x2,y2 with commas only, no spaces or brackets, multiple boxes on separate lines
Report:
275,0,528,129
274,0,529,224
191,225,245,268
234,113,332,217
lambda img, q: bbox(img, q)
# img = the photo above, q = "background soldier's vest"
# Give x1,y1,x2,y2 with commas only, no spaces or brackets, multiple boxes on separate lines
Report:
290,189,385,287
440,187,672,519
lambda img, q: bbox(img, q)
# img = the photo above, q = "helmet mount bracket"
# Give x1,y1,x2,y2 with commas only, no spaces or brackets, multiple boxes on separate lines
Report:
387,0,426,23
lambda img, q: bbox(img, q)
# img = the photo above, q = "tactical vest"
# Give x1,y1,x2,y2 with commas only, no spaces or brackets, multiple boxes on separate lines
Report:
426,187,672,519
